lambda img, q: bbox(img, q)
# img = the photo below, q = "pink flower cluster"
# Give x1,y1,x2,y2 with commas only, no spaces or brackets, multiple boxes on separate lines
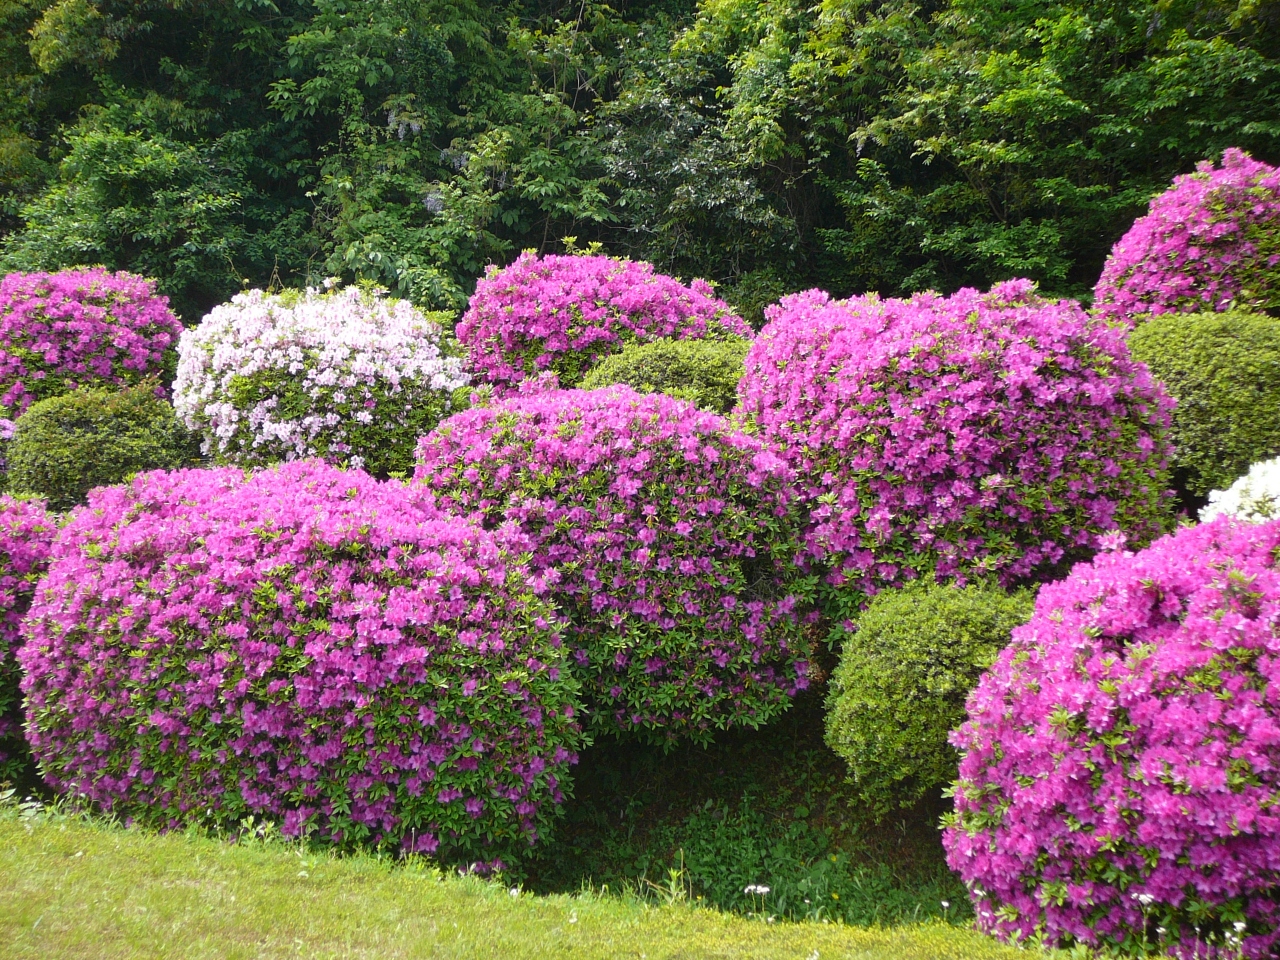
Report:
415,386,812,744
945,519,1280,958
737,280,1174,628
0,270,182,418
1095,149,1280,323
18,461,582,863
0,495,55,782
457,253,751,393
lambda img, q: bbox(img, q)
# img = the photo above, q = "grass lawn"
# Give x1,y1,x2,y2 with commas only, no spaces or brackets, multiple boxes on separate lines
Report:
0,804,1055,960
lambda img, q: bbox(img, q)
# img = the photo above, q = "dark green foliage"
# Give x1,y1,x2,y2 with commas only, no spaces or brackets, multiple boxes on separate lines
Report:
7,381,201,511
579,337,750,413
824,580,1035,819
1129,310,1280,498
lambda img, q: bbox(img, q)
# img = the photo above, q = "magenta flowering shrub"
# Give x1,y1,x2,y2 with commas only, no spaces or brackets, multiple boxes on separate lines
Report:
0,269,183,418
738,280,1174,629
457,253,751,393
415,386,812,744
19,461,582,863
944,520,1280,958
1095,149,1280,323
0,495,55,782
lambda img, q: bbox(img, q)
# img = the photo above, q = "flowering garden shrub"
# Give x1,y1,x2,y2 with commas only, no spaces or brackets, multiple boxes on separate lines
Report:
173,286,470,476
415,386,812,744
1094,149,1280,323
456,253,751,393
0,495,55,782
0,269,182,419
1201,455,1280,522
944,519,1280,957
19,461,581,864
737,280,1174,630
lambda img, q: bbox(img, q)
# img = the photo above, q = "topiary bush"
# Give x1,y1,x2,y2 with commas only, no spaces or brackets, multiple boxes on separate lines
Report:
457,253,752,394
415,386,813,745
737,280,1175,632
19,461,582,866
173,285,470,476
1202,455,1280,523
824,579,1034,819
0,269,183,419
7,381,201,511
1095,148,1280,324
578,337,750,414
944,519,1280,957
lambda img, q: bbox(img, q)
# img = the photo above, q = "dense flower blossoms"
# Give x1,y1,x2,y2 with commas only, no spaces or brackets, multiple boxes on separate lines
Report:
457,253,752,393
945,519,1280,958
0,270,182,418
0,496,55,782
19,461,581,863
1203,456,1280,522
737,280,1174,627
1095,149,1280,323
415,386,812,743
174,286,470,475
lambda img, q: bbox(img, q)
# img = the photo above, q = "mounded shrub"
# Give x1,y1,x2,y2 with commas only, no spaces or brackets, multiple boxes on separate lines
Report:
737,280,1174,629
7,381,201,511
944,519,1280,957
0,269,183,419
19,461,582,865
1202,455,1280,522
824,579,1034,818
1095,149,1280,323
173,285,470,476
415,386,813,744
457,253,752,393
579,337,750,414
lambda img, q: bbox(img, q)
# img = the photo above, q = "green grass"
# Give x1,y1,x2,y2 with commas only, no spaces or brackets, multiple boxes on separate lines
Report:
0,802,1054,960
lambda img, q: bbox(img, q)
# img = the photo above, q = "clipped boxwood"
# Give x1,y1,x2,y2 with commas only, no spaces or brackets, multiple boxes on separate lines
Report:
7,381,201,511
1128,309,1280,498
824,579,1034,818
579,337,750,414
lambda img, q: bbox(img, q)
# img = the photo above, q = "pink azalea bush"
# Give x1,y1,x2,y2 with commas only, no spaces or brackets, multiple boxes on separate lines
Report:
944,519,1280,958
457,253,751,393
19,461,582,864
415,386,813,744
738,280,1174,630
0,269,183,418
1095,149,1280,323
0,495,56,782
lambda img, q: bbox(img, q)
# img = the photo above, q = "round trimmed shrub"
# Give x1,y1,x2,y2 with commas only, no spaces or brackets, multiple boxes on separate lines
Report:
944,519,1280,957
415,386,813,744
1202,455,1280,522
579,337,750,414
737,280,1175,629
7,381,201,511
19,461,582,864
0,495,55,783
173,285,470,476
457,253,751,393
0,269,183,419
824,579,1034,819
1095,148,1280,324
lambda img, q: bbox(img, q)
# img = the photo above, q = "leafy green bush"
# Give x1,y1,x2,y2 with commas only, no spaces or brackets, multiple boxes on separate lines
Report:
1128,309,1280,498
579,337,750,414
6,381,200,511
824,580,1035,818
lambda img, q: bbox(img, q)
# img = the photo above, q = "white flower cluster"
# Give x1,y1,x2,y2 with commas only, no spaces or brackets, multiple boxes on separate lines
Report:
1200,455,1280,523
174,285,470,472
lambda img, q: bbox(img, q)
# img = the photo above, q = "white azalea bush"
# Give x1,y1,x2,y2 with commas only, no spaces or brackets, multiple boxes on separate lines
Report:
1201,455,1280,522
175,285,470,475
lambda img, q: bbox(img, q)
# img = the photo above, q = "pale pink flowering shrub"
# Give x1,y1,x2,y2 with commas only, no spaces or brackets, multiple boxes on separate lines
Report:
415,386,812,744
944,519,1280,958
738,280,1174,631
0,269,182,418
1095,149,1280,323
457,253,751,393
19,461,582,864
